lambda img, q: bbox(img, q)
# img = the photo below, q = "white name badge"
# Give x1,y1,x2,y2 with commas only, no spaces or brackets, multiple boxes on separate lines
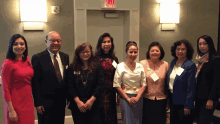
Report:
65,65,68,69
147,68,154,75
150,72,159,82
112,60,118,68
176,67,184,76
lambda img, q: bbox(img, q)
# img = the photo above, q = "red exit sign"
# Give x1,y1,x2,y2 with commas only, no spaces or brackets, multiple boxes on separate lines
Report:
103,0,116,8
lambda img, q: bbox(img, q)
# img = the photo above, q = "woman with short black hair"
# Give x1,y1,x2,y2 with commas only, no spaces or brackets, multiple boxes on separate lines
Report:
167,39,196,124
171,39,194,60
146,41,165,60
140,41,169,124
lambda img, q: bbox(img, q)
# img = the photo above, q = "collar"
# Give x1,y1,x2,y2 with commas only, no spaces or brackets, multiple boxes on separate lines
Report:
172,58,188,69
47,48,60,58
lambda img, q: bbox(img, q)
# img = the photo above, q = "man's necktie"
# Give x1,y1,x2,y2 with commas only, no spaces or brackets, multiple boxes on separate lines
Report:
54,54,62,83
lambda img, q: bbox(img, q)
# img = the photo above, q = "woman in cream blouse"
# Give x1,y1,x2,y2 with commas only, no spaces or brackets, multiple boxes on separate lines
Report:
140,41,169,124
113,41,146,124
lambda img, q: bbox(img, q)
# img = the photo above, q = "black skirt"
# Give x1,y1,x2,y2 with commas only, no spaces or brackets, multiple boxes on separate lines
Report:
142,97,167,124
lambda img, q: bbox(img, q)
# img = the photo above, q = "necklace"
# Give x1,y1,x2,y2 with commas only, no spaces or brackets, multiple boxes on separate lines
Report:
80,69,91,86
151,60,160,71
147,59,160,72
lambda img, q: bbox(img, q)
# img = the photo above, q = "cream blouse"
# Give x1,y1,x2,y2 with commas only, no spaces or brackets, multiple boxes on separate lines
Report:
169,63,182,93
113,62,147,94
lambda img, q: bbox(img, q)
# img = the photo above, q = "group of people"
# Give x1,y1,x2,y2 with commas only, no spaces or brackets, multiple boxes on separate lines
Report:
1,31,220,124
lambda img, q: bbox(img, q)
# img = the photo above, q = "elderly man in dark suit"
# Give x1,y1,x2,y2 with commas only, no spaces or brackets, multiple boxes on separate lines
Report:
31,31,69,124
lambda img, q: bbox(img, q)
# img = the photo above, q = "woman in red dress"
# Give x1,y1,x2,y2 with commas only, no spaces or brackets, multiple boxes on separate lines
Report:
1,34,35,124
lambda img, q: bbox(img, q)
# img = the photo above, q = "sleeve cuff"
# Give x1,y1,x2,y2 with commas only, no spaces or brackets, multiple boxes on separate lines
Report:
113,84,121,87
4,98,12,101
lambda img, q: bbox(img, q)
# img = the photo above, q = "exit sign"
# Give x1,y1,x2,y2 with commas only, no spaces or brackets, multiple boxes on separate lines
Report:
102,0,116,8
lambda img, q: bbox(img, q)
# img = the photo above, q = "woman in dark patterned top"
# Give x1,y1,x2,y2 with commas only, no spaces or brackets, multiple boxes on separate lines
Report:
67,42,104,124
95,33,119,124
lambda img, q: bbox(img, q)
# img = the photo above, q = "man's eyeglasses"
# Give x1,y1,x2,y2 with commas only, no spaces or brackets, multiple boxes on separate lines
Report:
49,39,62,43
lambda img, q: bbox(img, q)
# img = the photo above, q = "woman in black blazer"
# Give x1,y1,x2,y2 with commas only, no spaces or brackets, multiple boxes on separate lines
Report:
194,35,220,124
67,42,104,124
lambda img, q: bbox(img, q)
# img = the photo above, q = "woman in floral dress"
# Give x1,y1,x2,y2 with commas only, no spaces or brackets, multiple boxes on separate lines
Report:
95,33,119,124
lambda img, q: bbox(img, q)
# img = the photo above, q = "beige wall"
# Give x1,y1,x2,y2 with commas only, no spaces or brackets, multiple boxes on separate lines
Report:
0,0,75,72
0,0,74,123
139,0,219,63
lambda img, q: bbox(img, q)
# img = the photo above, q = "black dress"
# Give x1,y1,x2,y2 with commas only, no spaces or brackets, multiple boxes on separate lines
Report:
96,53,119,124
67,64,104,124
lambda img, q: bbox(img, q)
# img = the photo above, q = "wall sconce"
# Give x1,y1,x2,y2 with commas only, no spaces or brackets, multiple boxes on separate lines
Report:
160,3,180,31
20,0,47,30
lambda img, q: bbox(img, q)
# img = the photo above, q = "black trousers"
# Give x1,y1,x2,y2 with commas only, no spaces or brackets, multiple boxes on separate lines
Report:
142,97,167,124
194,98,218,124
168,91,193,124
37,106,65,124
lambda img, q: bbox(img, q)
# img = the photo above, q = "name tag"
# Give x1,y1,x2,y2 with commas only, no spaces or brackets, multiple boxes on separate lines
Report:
65,65,68,69
147,68,154,75
112,60,117,68
176,67,184,76
150,72,159,82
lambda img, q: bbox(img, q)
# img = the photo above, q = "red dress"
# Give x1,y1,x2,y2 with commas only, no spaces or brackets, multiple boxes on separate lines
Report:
1,57,35,124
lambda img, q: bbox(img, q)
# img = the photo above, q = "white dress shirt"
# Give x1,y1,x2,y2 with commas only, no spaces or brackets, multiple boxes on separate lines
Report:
169,63,182,93
113,62,147,94
47,49,64,78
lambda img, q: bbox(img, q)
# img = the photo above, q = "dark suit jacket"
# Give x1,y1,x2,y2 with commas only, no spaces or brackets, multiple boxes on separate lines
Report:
67,64,104,111
167,58,197,109
31,49,69,108
196,57,220,101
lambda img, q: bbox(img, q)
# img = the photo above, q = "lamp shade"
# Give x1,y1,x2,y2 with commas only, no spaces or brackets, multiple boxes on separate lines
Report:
20,0,47,22
160,3,179,23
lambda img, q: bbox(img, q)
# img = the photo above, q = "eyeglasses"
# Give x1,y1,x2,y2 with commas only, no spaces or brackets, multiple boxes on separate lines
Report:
49,39,62,43
80,51,91,54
